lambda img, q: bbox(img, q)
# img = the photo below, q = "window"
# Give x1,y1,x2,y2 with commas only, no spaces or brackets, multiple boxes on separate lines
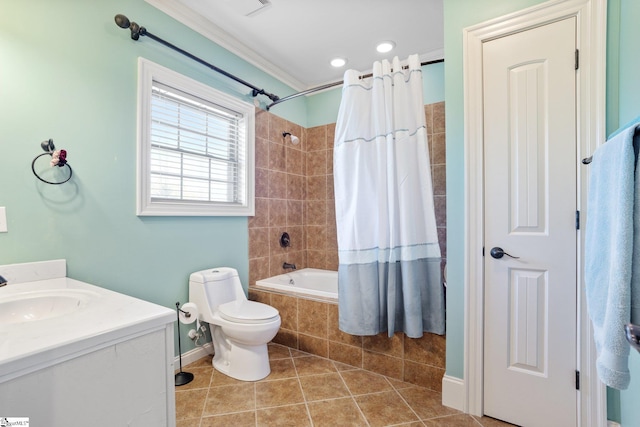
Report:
137,58,255,216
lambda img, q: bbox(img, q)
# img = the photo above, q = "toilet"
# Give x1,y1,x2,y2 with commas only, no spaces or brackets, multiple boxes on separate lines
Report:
188,267,281,381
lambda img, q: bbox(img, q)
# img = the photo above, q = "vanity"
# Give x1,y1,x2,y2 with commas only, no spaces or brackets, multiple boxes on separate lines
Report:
0,260,176,427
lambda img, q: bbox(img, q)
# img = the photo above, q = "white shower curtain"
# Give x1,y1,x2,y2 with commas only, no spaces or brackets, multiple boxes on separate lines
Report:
334,54,444,338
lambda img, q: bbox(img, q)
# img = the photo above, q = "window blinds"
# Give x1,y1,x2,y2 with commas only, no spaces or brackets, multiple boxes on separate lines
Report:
149,82,246,205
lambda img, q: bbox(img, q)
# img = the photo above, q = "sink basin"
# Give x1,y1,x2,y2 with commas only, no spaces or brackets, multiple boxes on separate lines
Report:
0,290,96,324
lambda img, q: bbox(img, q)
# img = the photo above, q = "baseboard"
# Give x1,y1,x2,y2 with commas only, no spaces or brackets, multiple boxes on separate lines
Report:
174,344,213,367
442,374,465,411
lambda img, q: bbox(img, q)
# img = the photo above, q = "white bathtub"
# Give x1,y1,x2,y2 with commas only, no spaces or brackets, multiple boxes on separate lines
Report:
255,268,338,300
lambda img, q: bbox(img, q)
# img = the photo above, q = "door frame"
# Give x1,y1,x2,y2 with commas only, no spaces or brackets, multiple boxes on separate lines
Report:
462,0,607,425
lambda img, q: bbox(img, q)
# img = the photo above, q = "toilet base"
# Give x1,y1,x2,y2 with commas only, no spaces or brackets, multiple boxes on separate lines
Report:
212,341,271,381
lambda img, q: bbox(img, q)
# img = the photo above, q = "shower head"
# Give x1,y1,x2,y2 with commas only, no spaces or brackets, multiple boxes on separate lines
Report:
282,132,300,145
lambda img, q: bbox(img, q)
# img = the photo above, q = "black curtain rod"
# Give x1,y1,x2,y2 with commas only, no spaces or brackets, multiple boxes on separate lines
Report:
114,14,280,103
114,15,444,111
266,58,445,110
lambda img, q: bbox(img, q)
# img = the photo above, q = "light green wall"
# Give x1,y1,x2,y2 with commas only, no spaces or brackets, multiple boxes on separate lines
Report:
612,1,640,426
0,0,305,356
442,0,549,380
444,0,638,424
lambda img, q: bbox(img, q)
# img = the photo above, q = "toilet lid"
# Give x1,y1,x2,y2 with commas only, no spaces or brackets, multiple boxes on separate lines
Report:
218,300,279,324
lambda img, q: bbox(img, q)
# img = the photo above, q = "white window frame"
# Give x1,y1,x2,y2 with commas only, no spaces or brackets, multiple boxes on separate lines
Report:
136,57,255,216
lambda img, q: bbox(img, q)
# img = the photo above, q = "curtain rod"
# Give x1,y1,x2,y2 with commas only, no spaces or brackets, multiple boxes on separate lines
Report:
114,14,281,103
113,15,444,112
266,58,445,110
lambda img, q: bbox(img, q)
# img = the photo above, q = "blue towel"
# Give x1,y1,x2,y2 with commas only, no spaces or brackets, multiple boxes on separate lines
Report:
585,116,640,390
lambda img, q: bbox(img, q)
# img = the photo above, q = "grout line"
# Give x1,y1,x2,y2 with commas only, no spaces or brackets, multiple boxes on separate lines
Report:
335,366,371,427
393,385,425,423
291,353,315,426
253,377,258,427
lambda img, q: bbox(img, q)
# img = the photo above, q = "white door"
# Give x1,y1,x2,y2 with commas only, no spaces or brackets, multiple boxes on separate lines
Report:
483,17,578,427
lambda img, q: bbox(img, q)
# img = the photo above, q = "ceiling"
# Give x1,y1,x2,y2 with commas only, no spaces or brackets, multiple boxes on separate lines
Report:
145,0,444,92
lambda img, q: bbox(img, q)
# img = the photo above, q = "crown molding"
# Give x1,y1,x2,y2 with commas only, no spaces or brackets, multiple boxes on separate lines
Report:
145,0,307,91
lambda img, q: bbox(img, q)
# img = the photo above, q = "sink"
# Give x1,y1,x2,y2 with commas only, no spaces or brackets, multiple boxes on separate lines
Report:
0,290,96,324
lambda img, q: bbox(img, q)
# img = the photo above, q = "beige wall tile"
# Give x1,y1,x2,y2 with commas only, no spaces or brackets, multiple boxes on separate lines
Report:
256,137,269,169
255,108,269,140
271,294,298,331
249,197,269,229
404,333,446,368
305,200,327,226
268,199,287,228
255,167,269,198
328,341,363,368
268,170,288,199
287,200,303,226
363,350,403,380
306,175,327,200
307,150,327,176
431,164,446,196
273,328,298,348
403,361,445,392
298,334,328,357
432,101,445,134
268,140,286,172
248,228,269,259
268,114,287,143
286,174,304,200
431,132,446,165
363,332,404,358
248,288,271,305
249,104,447,389
298,299,329,338
248,258,269,286
286,146,303,175
307,126,327,152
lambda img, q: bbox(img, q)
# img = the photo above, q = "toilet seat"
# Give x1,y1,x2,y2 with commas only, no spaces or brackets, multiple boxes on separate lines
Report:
218,300,279,324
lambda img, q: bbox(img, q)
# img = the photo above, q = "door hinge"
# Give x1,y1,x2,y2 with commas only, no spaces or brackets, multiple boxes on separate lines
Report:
576,210,580,230
576,370,580,390
575,49,580,70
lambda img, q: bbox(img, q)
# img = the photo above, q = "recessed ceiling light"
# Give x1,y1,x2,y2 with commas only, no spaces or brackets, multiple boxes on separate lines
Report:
376,41,396,53
330,57,347,68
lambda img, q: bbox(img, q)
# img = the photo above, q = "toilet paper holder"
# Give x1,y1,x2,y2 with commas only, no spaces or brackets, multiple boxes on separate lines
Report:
178,306,191,319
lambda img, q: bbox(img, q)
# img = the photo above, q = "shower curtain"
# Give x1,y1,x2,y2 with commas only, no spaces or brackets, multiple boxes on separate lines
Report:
334,54,444,338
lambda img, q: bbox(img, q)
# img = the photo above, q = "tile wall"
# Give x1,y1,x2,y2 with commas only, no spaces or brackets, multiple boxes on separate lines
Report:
248,101,447,391
249,289,447,392
248,101,446,281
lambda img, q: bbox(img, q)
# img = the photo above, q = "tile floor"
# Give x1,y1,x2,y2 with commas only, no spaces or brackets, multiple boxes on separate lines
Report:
175,343,514,427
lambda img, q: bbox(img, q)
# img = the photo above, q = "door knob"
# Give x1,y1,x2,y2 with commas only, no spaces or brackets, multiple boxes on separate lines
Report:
490,247,520,259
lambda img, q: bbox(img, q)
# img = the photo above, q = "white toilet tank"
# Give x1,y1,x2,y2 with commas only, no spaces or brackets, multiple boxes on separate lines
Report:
189,267,245,323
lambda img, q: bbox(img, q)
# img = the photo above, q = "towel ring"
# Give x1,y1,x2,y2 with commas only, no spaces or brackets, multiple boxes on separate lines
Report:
31,139,73,185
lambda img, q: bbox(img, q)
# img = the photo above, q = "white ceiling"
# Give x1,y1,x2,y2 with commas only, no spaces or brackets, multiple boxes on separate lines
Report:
145,0,444,92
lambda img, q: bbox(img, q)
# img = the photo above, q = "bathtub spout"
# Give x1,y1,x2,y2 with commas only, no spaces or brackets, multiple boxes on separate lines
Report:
283,262,297,271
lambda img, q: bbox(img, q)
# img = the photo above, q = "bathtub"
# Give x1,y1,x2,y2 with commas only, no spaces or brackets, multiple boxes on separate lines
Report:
255,268,338,300
0,259,176,426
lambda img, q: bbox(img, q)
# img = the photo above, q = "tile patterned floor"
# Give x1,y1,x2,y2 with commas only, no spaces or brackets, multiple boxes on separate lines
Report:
175,343,514,427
